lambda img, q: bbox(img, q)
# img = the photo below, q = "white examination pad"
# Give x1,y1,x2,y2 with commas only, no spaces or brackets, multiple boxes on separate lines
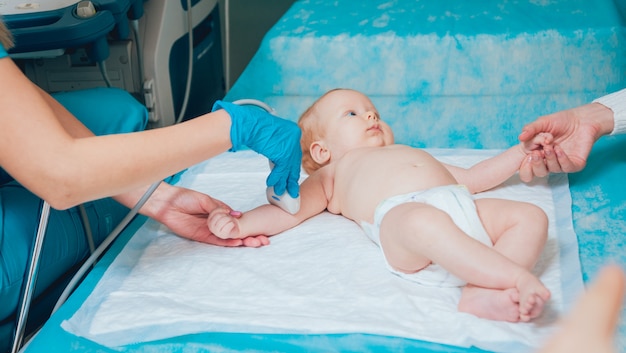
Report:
62,149,583,352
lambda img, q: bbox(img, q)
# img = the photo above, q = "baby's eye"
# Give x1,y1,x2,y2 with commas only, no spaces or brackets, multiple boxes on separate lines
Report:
346,111,357,117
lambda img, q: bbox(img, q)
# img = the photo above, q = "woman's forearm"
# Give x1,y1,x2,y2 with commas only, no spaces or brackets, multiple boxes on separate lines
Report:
41,87,170,214
49,116,230,207
0,57,232,209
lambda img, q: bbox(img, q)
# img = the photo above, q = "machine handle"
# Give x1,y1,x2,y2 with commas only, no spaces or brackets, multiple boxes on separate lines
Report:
6,7,115,59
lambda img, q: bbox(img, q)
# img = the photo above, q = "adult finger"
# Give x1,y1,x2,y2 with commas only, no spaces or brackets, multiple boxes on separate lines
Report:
266,163,287,196
543,145,563,173
519,156,534,183
530,151,549,178
586,265,625,337
286,178,300,199
536,265,625,353
554,145,580,173
242,235,270,247
195,233,244,247
518,122,543,143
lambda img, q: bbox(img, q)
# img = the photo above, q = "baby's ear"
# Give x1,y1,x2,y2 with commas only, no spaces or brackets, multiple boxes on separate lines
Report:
310,141,331,164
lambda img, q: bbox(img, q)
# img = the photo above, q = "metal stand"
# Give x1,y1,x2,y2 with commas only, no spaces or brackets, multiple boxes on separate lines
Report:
11,201,51,353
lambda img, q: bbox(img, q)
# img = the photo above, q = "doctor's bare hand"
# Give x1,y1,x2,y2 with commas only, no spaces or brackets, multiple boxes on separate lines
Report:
145,184,269,247
518,102,614,178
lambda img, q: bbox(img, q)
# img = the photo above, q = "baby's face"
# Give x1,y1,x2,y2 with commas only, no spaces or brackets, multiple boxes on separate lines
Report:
313,89,394,157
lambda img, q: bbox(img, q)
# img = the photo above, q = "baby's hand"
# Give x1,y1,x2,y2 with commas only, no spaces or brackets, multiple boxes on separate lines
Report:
207,207,243,239
523,132,554,154
519,132,554,182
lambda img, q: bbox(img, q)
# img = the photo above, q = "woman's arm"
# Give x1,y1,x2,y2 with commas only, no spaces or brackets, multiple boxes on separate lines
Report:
0,56,233,209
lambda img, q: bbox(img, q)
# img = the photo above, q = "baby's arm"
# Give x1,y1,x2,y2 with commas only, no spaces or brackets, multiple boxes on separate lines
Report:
445,133,553,194
208,172,329,239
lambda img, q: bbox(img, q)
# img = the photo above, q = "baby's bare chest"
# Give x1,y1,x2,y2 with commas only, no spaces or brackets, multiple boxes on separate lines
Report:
328,146,457,221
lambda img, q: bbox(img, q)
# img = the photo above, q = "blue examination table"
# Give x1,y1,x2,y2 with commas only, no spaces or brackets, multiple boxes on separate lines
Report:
20,0,626,352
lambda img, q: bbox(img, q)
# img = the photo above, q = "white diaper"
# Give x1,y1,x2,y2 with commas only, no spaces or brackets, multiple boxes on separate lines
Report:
360,185,493,287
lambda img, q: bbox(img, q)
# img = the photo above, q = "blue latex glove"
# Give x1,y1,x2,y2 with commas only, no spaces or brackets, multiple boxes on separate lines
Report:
212,101,302,198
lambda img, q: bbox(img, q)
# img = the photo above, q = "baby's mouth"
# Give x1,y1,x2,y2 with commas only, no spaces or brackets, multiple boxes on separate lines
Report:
367,124,381,132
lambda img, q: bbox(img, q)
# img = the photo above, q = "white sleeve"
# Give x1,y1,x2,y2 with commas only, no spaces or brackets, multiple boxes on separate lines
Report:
593,88,626,135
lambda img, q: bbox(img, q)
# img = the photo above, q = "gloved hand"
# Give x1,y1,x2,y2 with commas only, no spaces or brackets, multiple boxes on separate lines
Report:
212,100,302,198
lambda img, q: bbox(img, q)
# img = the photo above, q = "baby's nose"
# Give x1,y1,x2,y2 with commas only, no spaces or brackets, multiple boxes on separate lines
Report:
365,111,378,120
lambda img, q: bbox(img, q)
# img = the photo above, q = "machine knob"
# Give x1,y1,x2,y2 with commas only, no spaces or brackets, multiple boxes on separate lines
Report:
76,1,97,18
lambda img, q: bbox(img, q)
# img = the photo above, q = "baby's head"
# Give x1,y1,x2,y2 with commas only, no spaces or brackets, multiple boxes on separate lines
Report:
298,88,394,174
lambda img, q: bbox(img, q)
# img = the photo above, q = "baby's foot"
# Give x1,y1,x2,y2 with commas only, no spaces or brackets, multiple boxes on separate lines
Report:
517,273,551,322
458,286,521,322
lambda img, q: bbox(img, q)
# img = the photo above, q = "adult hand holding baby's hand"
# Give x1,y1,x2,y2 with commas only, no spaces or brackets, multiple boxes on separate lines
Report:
207,207,246,240
519,103,611,175
518,132,553,182
206,208,270,246
146,184,268,247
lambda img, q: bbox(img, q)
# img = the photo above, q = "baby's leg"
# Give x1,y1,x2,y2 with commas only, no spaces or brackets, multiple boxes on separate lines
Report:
476,198,548,268
378,202,544,321
462,198,551,321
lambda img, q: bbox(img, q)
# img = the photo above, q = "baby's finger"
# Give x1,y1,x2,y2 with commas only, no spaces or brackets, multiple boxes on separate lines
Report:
220,222,236,237
213,219,234,238
542,132,554,144
536,132,554,146
207,210,225,226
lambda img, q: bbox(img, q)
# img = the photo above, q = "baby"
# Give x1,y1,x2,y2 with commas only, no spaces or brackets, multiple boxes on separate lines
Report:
208,89,552,322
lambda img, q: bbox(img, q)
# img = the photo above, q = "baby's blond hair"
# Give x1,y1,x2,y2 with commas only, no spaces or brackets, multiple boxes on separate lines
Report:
298,88,350,174
0,18,15,50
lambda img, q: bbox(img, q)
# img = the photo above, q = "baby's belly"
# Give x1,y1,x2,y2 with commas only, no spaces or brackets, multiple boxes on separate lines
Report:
335,167,456,223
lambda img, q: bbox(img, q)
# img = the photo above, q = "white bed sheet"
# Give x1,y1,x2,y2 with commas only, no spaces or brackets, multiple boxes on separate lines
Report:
61,149,583,353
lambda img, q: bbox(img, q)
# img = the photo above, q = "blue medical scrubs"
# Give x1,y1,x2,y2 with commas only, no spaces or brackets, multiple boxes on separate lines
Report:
0,46,149,351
